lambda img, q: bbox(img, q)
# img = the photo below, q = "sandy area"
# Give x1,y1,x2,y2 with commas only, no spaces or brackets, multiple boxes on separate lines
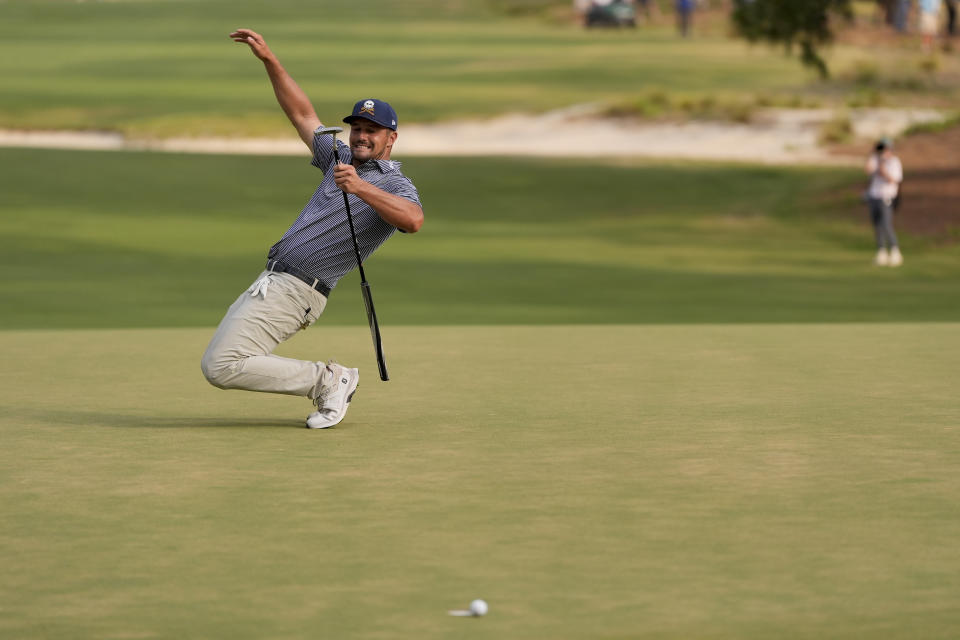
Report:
839,121,960,241
0,107,946,165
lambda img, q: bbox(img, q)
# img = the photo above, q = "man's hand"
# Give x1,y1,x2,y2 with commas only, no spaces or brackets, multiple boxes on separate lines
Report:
229,28,273,62
334,164,365,195
333,163,424,232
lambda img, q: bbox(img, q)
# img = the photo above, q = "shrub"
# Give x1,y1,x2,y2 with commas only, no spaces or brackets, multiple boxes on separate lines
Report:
818,112,853,145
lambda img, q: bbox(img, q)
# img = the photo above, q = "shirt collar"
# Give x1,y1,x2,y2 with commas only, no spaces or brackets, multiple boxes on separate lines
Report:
356,158,401,173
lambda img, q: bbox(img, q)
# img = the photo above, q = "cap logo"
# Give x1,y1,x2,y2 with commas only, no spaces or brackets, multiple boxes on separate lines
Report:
360,100,375,116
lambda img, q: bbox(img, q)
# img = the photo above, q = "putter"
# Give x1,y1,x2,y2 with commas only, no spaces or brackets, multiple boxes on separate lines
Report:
316,126,389,381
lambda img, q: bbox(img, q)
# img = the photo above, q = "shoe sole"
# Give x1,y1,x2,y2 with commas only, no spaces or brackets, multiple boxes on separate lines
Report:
305,373,359,429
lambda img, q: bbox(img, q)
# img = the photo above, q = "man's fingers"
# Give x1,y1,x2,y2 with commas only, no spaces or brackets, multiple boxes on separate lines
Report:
228,28,263,45
333,166,358,192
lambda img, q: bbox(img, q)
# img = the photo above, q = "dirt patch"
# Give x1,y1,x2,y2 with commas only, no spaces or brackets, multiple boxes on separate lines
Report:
833,124,960,242
896,124,960,240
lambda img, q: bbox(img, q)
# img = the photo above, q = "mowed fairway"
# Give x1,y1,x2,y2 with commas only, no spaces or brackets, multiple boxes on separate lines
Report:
1,324,958,639
3,148,960,330
1,147,959,638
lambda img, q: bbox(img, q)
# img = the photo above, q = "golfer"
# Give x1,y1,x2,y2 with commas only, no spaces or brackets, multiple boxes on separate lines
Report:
202,28,424,429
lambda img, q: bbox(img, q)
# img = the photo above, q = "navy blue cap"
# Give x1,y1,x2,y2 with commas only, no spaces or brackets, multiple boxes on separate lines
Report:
343,98,398,131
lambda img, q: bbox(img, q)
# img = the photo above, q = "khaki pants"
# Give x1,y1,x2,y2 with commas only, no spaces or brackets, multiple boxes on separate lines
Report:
201,271,329,398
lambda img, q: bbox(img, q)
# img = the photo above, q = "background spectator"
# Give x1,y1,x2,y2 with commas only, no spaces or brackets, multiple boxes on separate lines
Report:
894,0,912,32
676,0,694,37
865,138,905,267
919,0,942,51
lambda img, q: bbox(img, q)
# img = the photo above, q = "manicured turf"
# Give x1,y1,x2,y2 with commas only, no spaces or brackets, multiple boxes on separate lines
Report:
1,145,957,638
4,3,958,638
2,147,959,330
1,324,958,639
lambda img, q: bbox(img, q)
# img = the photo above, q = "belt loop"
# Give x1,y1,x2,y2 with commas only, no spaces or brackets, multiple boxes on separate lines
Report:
311,278,319,289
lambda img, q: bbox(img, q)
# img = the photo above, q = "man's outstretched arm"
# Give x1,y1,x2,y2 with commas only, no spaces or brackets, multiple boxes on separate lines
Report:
229,28,321,148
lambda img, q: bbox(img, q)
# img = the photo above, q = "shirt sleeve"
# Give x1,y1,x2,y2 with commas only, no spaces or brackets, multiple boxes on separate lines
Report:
382,173,422,207
377,172,421,233
888,158,903,184
310,129,350,172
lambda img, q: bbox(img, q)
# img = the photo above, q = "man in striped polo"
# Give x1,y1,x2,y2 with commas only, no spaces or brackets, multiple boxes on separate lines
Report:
202,28,424,429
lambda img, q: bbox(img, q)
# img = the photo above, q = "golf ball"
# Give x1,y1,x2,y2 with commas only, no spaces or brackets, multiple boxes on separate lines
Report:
469,599,488,616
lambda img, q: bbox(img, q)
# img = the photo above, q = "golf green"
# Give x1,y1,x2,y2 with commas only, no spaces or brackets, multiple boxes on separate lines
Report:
2,324,958,638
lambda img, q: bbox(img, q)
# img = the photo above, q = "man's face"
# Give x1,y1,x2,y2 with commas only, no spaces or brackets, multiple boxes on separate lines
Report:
348,120,396,163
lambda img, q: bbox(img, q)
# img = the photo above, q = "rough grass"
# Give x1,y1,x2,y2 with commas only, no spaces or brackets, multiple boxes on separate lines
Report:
2,148,960,330
1,324,958,639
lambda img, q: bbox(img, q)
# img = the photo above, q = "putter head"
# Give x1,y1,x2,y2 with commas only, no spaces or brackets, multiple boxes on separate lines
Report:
315,126,344,137
316,126,346,164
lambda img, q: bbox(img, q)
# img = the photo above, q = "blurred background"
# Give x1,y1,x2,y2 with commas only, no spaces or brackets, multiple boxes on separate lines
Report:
1,3,959,639
0,0,957,328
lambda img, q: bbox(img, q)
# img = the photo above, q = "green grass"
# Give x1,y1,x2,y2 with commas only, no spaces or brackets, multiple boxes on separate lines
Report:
2,145,959,637
0,0,825,136
2,324,959,639
3,2,958,636
902,111,960,136
2,147,960,330
3,0,957,138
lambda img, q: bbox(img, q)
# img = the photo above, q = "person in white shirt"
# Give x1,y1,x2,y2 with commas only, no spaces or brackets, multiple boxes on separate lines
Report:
919,0,943,53
865,138,904,267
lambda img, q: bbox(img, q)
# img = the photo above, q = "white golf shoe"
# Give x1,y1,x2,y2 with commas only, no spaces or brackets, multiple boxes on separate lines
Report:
873,248,890,266
306,361,359,429
888,247,903,267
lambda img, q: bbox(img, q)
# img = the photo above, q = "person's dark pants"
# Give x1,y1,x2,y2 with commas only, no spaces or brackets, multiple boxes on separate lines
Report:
948,0,957,36
894,0,911,32
869,198,899,249
677,9,691,36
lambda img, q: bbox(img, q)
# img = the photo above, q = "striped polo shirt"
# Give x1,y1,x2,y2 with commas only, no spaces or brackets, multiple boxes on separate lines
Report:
266,128,421,290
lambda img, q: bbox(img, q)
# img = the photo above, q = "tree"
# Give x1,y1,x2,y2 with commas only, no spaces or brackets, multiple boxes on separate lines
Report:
731,0,854,78
876,0,897,26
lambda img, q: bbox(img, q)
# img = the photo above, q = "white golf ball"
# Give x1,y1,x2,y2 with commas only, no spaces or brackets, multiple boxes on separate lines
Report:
469,599,488,616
